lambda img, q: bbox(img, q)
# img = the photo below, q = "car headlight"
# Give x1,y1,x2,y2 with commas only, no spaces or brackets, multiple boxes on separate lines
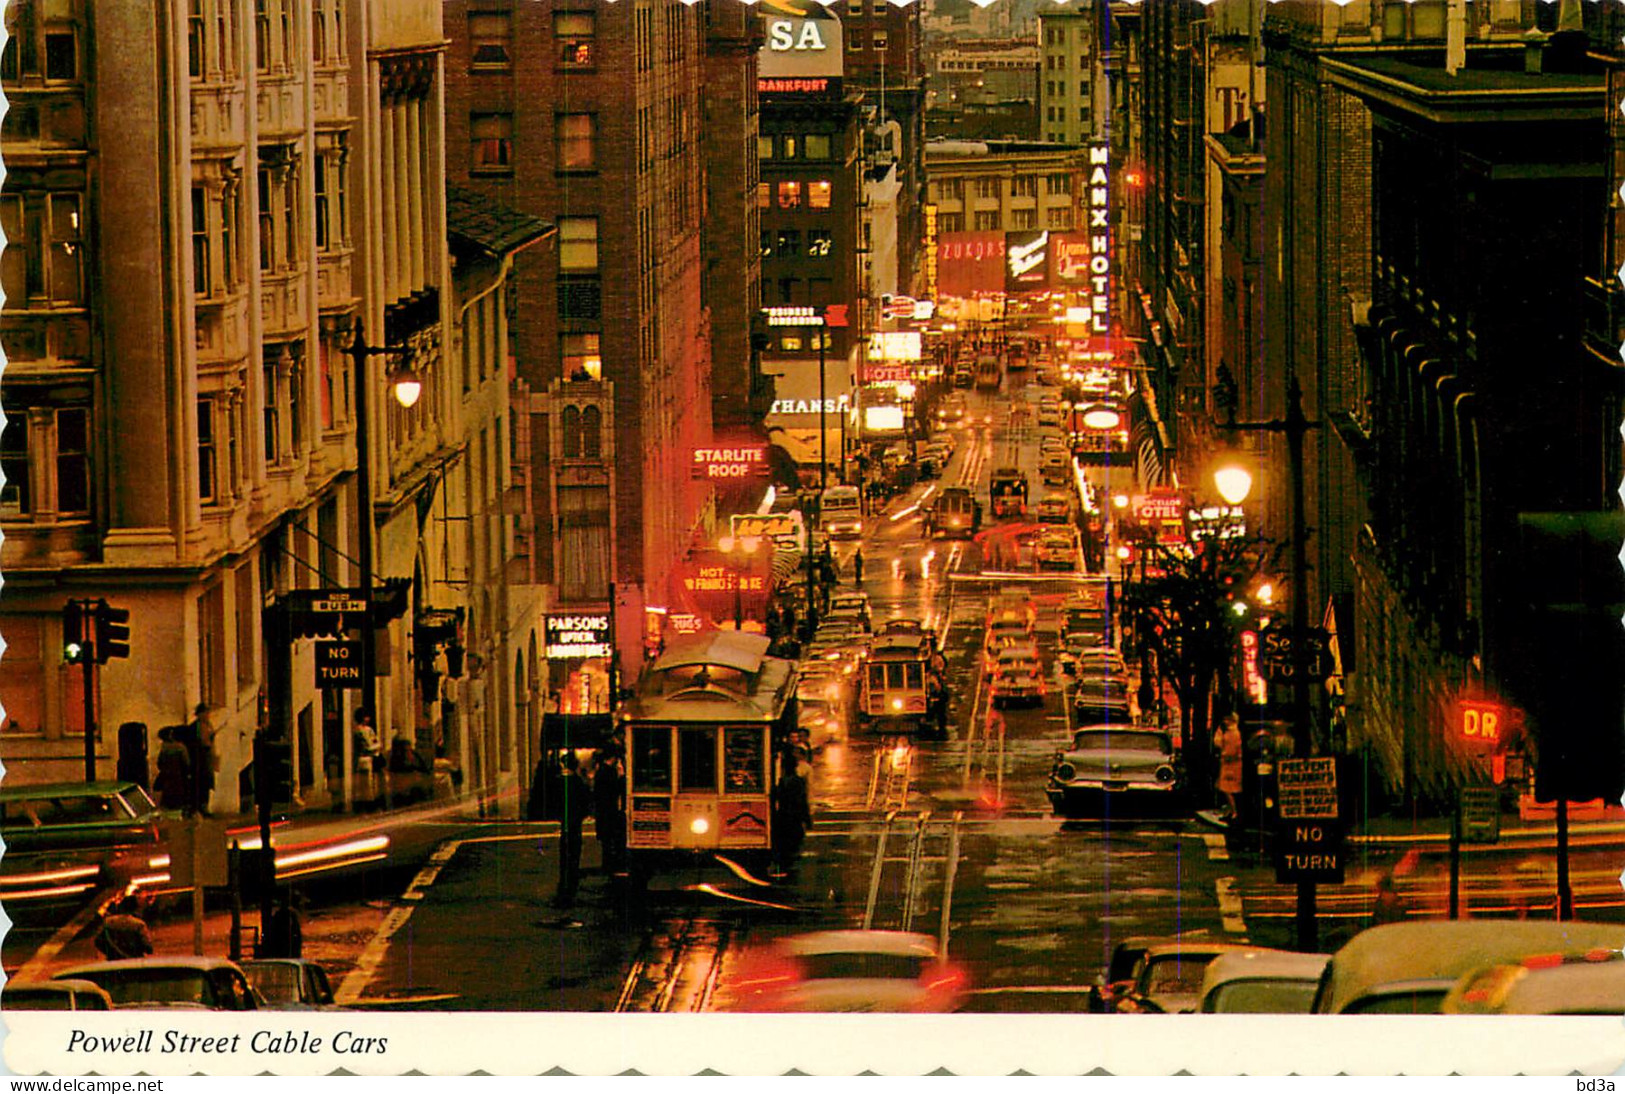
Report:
1155,765,1176,784
1055,762,1076,782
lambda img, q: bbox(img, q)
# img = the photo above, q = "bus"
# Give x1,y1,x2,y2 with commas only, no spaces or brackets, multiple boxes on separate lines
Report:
974,355,1001,392
620,631,801,879
820,485,863,538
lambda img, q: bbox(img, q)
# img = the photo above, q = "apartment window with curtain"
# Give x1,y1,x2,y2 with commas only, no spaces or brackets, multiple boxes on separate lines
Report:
0,191,85,306
558,217,599,272
469,11,512,68
470,113,512,175
562,333,601,381
192,187,211,296
809,181,832,210
557,485,610,601
555,11,595,68
554,113,596,172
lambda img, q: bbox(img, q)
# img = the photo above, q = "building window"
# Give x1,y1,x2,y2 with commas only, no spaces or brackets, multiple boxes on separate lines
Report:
759,230,773,259
1046,206,1074,229
221,183,239,286
779,332,803,352
1,410,29,516
782,135,799,159
555,113,597,172
808,180,832,210
775,229,801,258
975,178,999,200
558,217,600,272
808,229,832,258
0,192,85,307
1011,208,1036,229
190,0,207,76
847,34,862,52
847,0,862,12
805,133,831,160
198,583,226,710
258,168,275,270
562,333,601,381
873,31,888,51
198,397,219,504
192,187,211,296
288,353,303,455
557,485,610,601
235,561,257,688
219,0,237,75
263,355,281,464
470,11,512,68
471,112,513,174
278,0,294,67
974,210,1000,232
314,147,346,250
1012,175,1037,198
555,11,595,68
55,407,88,514
777,181,802,209
1046,173,1071,195
758,135,774,160
757,182,770,208
1079,106,1090,123
256,0,271,70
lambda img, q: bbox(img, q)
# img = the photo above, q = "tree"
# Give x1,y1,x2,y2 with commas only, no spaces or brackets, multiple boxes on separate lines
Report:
1123,531,1273,805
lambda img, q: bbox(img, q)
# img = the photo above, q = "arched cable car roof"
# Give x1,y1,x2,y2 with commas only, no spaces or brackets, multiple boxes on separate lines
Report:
651,631,772,675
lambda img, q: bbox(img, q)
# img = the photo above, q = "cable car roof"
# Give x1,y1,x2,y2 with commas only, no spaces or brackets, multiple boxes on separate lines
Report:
651,630,773,675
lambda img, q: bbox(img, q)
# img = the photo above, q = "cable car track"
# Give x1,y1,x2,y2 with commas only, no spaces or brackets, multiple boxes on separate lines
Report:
861,810,965,956
614,913,738,1013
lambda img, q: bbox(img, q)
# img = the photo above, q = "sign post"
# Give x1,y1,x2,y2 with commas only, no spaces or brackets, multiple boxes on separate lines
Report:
1274,757,1344,885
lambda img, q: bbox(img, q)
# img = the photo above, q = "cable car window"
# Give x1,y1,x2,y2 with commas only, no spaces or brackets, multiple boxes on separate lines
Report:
631,726,672,792
679,727,719,792
905,663,922,689
724,726,766,794
868,664,885,690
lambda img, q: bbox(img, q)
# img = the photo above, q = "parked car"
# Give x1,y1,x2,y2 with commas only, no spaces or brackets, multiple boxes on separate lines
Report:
1114,942,1257,1013
827,591,873,633
1198,949,1330,1014
1048,725,1180,817
1314,920,1625,1014
1037,403,1064,429
1035,494,1075,525
1059,645,1128,677
729,930,966,1013
242,959,340,1011
1035,529,1081,572
1040,450,1072,487
984,621,1036,669
2,979,113,1011
53,958,261,1011
1442,949,1625,1015
989,645,1045,709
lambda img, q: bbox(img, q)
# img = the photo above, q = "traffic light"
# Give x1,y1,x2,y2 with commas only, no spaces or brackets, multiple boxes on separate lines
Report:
94,600,131,662
63,600,87,663
256,735,295,806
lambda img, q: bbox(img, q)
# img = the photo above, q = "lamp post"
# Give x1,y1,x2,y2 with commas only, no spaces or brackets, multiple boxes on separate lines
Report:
1211,366,1322,952
346,319,419,804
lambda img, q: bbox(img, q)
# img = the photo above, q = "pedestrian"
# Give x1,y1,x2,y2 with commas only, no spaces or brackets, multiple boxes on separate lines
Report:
852,547,864,586
262,893,305,959
526,742,555,822
1372,873,1405,926
928,674,948,738
593,748,627,876
772,753,812,877
192,703,218,815
95,896,154,961
553,752,593,908
1213,713,1244,819
153,726,192,811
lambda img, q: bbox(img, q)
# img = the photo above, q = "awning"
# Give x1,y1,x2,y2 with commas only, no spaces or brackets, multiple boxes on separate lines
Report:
1137,433,1165,488
540,713,612,754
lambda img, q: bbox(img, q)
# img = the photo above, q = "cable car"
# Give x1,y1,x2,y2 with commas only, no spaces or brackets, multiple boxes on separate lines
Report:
620,631,800,879
858,633,945,737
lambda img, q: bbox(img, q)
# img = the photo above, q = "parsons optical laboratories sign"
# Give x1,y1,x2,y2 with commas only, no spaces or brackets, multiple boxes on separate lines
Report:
545,614,612,660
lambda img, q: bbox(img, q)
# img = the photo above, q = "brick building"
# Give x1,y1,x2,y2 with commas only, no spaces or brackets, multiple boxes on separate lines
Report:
444,0,732,688
1337,40,1621,806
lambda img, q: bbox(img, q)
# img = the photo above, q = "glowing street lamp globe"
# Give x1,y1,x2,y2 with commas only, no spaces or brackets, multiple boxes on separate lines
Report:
1213,463,1253,506
391,367,423,408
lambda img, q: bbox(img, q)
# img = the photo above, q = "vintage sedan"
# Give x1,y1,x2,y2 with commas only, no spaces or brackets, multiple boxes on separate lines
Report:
989,645,1045,709
1113,942,1258,1014
1047,726,1181,816
242,959,340,1011
728,931,966,1013
53,958,260,1011
1198,949,1330,1014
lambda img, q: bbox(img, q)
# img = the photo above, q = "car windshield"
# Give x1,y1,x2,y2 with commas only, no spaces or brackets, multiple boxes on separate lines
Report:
244,964,302,1005
1208,979,1320,1014
1144,955,1215,996
800,953,930,981
1343,990,1448,1015
1074,730,1168,753
74,969,214,1007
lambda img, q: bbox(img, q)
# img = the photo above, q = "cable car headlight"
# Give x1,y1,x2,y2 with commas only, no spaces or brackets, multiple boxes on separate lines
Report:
690,817,711,835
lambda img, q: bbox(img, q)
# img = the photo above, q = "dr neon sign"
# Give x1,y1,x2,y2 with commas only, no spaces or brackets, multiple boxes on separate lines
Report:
1085,145,1111,335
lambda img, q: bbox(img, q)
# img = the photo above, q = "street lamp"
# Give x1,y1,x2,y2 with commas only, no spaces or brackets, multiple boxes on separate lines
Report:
1211,364,1322,952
